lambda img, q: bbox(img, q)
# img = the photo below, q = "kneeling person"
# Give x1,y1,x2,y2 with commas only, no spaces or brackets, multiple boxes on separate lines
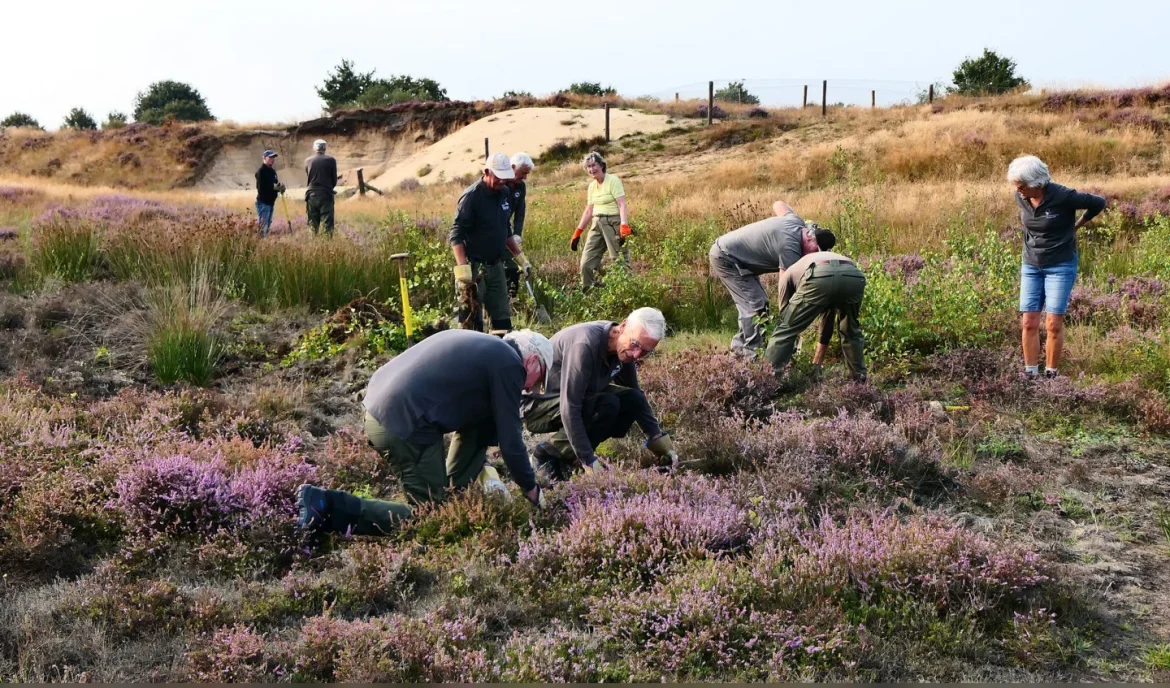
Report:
527,307,678,479
297,328,553,535
765,249,867,381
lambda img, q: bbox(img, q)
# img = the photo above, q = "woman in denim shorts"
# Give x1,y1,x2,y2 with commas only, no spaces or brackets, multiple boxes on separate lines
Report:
1008,155,1106,379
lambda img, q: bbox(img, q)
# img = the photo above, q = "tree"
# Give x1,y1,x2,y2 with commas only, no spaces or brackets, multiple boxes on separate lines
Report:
950,49,1029,96
564,82,616,97
134,80,214,124
316,59,376,109
714,81,760,105
0,112,41,129
63,107,98,130
102,111,128,129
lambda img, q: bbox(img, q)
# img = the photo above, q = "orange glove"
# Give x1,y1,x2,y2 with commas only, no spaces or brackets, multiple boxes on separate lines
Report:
619,224,632,245
570,227,583,251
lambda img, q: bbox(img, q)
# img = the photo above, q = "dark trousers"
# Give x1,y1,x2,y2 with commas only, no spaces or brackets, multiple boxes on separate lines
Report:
306,190,335,237
765,261,867,379
525,384,656,479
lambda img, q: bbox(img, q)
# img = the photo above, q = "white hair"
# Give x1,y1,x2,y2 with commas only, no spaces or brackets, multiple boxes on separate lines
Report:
627,307,666,341
1007,155,1050,189
511,152,534,170
504,329,553,378
313,139,327,152
582,151,606,172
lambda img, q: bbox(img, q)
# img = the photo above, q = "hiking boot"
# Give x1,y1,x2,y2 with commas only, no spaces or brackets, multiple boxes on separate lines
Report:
297,483,331,532
532,442,566,484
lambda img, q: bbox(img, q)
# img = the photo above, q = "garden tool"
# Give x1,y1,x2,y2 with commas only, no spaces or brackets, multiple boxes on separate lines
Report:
390,253,414,346
524,278,552,325
278,190,293,234
454,276,482,331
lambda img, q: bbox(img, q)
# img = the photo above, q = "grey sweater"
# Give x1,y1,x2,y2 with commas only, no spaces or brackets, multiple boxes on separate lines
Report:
305,153,338,192
449,179,513,263
1016,183,1106,268
540,321,660,461
362,329,535,492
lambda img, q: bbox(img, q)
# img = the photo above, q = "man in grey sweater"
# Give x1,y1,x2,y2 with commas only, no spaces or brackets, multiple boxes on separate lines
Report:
304,139,338,237
296,328,552,536
709,200,836,353
525,307,679,480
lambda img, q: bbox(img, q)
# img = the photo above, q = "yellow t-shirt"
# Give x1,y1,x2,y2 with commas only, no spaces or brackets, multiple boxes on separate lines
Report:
587,174,625,216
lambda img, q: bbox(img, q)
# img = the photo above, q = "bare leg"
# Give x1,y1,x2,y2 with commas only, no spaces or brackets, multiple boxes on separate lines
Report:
1045,313,1066,371
1021,312,1041,367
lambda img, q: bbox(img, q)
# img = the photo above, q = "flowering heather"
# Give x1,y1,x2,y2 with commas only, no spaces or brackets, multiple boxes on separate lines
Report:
186,624,279,682
0,186,41,203
112,455,238,536
497,623,622,682
1041,83,1170,110
0,227,17,240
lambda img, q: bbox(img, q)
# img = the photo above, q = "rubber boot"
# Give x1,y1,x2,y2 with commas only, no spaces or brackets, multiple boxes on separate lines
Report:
532,442,567,483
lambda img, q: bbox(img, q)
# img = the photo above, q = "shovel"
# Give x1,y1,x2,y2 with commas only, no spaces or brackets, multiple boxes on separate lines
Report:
279,191,293,234
525,278,552,325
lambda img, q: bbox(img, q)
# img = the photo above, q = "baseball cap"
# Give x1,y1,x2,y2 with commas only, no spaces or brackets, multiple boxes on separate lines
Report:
262,150,278,158
485,152,515,180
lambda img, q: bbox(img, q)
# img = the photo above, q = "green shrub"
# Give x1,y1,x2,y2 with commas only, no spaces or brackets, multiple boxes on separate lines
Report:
1,112,41,129
134,80,214,124
62,107,97,131
102,111,128,129
538,136,608,167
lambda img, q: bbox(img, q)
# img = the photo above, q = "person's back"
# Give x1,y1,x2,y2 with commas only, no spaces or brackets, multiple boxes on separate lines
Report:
305,153,337,191
363,329,522,444
717,211,806,274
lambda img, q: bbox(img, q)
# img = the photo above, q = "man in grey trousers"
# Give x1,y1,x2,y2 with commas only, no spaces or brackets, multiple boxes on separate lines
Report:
305,139,338,236
708,200,836,353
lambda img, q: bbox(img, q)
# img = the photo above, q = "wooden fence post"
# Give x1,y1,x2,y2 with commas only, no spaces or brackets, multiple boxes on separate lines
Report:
674,92,679,101
821,80,827,117
708,81,714,125
357,168,365,196
802,84,808,108
871,90,876,108
605,102,611,142
928,84,934,105
484,137,489,159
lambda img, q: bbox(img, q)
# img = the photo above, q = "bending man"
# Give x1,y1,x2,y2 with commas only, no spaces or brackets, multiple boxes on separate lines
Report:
709,200,836,353
297,329,553,536
526,307,678,479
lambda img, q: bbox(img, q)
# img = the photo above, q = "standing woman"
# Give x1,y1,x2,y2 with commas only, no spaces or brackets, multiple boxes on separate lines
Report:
570,151,631,290
1008,155,1106,379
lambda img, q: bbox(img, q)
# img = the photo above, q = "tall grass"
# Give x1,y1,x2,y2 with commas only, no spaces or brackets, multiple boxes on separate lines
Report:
144,268,228,386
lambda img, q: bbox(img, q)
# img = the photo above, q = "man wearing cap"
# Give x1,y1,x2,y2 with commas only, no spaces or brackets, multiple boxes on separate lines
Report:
502,152,534,298
449,152,535,332
305,139,338,237
525,307,680,480
766,245,867,381
296,328,553,536
254,150,285,238
708,200,837,355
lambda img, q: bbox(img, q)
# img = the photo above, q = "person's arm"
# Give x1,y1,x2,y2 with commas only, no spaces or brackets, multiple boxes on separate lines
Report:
449,189,474,265
513,184,526,238
490,364,538,493
1071,190,1107,229
572,205,594,250
773,200,794,217
559,343,598,463
616,195,630,227
813,310,837,364
330,159,339,189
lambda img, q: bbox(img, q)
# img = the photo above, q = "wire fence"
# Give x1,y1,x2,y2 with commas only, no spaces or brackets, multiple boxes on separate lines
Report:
644,78,937,109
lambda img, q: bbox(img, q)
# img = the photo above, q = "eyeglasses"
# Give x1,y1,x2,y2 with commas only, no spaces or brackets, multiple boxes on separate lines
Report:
628,339,657,358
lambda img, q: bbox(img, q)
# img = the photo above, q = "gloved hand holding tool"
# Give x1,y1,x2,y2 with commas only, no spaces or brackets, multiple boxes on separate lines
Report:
619,223,632,246
390,252,415,347
570,227,584,251
514,251,534,279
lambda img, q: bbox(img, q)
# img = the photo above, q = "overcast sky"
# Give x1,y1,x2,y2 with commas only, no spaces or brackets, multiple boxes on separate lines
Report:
5,0,1168,128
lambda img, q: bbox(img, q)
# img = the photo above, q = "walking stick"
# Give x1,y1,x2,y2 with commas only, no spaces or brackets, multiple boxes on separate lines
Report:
390,253,415,346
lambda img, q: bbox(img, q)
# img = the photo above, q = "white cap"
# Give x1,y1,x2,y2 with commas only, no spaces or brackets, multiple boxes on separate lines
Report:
485,152,515,180
313,139,326,151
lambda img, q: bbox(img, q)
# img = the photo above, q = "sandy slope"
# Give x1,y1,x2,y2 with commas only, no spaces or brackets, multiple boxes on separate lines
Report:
365,107,677,191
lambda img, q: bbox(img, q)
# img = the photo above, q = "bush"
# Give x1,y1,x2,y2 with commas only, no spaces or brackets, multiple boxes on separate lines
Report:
144,273,227,386
714,81,760,105
1,112,41,129
102,111,128,129
62,107,97,130
416,164,432,177
134,80,214,124
949,48,1029,96
537,135,607,167
563,82,616,97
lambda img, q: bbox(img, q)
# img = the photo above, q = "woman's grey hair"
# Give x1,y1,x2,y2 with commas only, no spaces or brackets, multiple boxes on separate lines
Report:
511,152,534,170
627,307,666,341
503,329,553,377
1007,155,1051,189
582,151,607,173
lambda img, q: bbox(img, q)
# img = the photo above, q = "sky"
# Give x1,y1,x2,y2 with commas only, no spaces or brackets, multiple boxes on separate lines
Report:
4,0,1168,128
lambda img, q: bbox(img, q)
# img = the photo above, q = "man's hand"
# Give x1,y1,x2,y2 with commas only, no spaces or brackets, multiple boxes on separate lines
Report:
514,251,534,279
454,264,473,285
524,484,546,508
570,228,583,251
581,456,610,475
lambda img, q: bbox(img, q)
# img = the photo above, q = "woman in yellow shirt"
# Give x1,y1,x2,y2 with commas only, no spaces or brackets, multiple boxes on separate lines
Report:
570,151,631,290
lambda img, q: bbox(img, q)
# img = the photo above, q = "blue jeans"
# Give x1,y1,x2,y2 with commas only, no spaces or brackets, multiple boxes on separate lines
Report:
255,201,274,237
1019,254,1078,315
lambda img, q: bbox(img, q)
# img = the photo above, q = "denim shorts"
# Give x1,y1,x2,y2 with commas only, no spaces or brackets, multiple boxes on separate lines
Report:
1019,254,1078,315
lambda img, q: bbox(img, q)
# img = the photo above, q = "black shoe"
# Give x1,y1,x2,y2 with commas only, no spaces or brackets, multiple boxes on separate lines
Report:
297,484,331,532
532,442,566,483
1043,369,1058,379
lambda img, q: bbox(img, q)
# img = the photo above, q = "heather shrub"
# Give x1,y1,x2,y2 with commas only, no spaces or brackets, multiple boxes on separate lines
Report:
63,565,228,640
967,463,1045,504
113,455,237,537
400,488,537,555
497,623,624,682
186,624,282,682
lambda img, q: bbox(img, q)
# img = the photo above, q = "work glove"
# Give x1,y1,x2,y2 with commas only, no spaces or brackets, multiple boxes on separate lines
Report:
275,182,287,193
524,484,546,509
570,227,583,251
581,455,610,475
512,234,522,246
453,264,473,286
619,223,632,246
514,251,534,279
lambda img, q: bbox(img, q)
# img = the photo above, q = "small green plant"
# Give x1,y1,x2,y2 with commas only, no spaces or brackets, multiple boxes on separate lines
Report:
144,268,226,386
1156,507,1170,547
1142,644,1170,671
417,164,432,177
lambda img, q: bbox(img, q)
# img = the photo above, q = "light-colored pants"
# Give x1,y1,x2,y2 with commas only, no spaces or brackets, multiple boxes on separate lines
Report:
580,214,630,289
708,242,769,350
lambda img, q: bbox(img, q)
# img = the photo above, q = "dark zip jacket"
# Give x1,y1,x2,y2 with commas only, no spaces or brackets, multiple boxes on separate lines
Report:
1016,182,1106,268
449,179,513,263
255,164,279,205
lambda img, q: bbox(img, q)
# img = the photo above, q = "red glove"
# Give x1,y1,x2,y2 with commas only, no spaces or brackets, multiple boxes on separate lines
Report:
619,224,632,245
570,227,583,251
